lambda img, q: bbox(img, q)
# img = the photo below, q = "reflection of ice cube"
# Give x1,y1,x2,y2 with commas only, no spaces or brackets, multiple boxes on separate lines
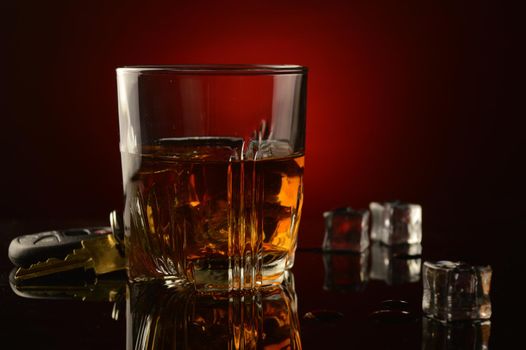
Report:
245,140,293,160
422,317,491,350
369,243,422,285
322,207,369,253
369,201,422,245
323,251,369,292
422,261,492,322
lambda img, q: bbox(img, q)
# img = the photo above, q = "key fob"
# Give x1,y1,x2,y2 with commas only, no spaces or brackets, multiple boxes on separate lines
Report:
8,227,112,268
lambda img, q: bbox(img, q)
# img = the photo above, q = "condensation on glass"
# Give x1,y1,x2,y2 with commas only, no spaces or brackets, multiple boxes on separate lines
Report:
116,65,307,291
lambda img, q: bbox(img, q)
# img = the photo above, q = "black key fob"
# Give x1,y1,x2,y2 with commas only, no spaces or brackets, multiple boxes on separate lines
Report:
8,227,112,268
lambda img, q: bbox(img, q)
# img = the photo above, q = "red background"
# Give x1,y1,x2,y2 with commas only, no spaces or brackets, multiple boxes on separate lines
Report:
1,0,523,248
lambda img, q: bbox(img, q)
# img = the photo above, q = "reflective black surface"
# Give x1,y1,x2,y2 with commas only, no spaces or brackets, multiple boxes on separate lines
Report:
0,216,522,349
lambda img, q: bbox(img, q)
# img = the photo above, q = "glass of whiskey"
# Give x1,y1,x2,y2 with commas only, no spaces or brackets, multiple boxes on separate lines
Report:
116,65,307,291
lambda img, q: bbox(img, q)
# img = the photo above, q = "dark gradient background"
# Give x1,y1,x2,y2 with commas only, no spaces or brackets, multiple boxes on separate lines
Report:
1,0,523,249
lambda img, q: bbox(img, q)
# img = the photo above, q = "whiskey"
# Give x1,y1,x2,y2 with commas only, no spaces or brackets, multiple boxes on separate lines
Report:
123,137,304,290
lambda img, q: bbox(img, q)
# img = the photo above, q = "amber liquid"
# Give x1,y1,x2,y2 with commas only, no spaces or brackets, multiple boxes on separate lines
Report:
123,137,304,290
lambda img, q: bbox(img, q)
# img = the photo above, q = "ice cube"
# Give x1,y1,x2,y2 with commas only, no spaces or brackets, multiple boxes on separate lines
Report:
369,201,422,245
422,261,492,322
369,242,422,285
245,139,293,160
322,207,370,252
323,251,369,292
153,136,245,160
422,317,491,350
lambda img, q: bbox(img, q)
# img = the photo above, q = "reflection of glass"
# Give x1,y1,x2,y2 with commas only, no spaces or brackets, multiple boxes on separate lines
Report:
127,272,301,349
422,317,491,350
322,251,369,292
369,243,421,285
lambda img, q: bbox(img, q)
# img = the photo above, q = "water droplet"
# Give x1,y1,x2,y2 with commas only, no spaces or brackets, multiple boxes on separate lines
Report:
303,309,344,322
369,309,414,324
380,299,410,310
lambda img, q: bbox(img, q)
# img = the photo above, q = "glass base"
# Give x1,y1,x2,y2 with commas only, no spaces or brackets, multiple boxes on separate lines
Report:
129,256,289,292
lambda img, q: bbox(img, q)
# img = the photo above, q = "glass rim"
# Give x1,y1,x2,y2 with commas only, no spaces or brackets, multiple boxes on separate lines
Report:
116,64,307,75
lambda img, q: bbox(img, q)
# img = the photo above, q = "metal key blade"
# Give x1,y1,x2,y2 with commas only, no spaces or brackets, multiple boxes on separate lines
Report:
15,249,93,281
81,233,126,275
14,234,126,281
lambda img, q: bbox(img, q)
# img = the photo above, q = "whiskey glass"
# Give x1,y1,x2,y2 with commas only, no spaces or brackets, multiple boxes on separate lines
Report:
116,65,307,291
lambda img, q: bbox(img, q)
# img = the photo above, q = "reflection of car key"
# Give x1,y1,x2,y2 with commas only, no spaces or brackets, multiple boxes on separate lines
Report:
9,211,126,281
8,268,126,302
8,268,127,321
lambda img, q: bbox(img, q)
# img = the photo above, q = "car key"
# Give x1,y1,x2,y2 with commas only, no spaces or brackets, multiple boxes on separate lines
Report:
14,232,126,281
8,227,113,268
10,211,126,281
